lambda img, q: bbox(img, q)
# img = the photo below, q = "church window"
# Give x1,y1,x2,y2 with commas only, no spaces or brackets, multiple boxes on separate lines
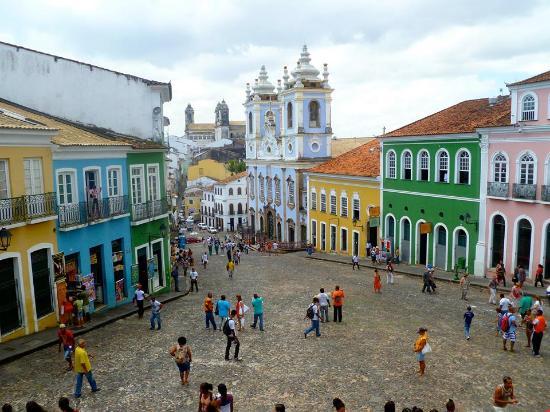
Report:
249,175,255,199
274,177,281,205
287,102,293,128
309,100,320,128
288,179,295,205
267,176,273,202
259,175,265,201
248,112,253,133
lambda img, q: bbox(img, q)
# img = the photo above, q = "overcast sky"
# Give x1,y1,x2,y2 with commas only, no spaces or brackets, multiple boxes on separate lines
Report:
2,0,550,137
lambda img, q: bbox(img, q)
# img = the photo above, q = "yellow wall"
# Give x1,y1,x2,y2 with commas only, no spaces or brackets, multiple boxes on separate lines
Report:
184,195,201,218
187,159,231,182
0,145,58,342
308,175,380,258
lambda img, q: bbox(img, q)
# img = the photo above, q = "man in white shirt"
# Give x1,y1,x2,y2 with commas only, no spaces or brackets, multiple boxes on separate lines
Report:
352,255,360,270
133,284,146,319
304,297,321,338
224,310,240,361
317,288,331,322
201,252,208,269
499,293,512,314
189,267,199,293
150,296,163,330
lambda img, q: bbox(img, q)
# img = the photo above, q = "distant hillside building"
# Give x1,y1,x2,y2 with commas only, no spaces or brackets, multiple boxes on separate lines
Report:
184,101,245,146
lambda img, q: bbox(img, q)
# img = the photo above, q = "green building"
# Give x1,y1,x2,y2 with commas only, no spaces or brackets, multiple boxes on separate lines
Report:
380,98,509,276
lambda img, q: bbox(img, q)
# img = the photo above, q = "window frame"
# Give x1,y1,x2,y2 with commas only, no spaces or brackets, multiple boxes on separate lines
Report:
352,194,360,221
340,192,348,217
248,111,253,134
516,151,537,185
310,189,317,210
0,159,11,199
340,227,348,252
455,149,471,185
401,150,412,180
308,100,320,128
287,102,293,129
107,166,123,198
320,190,327,213
287,178,295,205
274,176,281,205
24,158,44,195
417,150,430,181
329,190,337,215
386,150,396,179
130,165,146,205
146,163,161,201
491,152,508,183
520,92,537,121
436,149,449,183
56,168,78,205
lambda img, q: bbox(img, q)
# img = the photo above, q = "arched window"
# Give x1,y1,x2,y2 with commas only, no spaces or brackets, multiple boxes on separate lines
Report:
248,111,253,133
266,176,273,202
330,190,337,215
320,190,327,212
518,152,536,184
309,100,320,128
436,150,449,182
493,153,508,183
237,203,243,214
456,150,470,184
287,102,293,128
229,188,234,196
274,177,281,205
387,151,396,179
259,174,265,201
310,189,317,210
340,192,348,217
521,94,536,121
401,150,412,180
237,187,242,195
287,178,295,205
418,150,429,181
249,175,255,199
229,204,234,215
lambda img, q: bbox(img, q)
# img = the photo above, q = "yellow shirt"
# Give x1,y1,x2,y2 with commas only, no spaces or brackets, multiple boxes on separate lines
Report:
414,334,427,352
227,261,234,271
74,346,92,373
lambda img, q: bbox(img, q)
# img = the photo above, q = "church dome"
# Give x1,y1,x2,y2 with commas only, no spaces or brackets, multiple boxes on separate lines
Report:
252,65,276,95
290,45,320,81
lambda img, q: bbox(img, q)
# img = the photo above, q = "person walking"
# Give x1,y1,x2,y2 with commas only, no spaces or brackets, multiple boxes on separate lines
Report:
499,293,512,315
73,339,99,398
226,260,235,279
496,260,507,287
204,292,217,330
366,241,372,259
386,260,394,285
202,252,208,270
488,276,498,305
57,324,75,371
214,238,220,255
492,376,518,410
171,262,181,292
251,293,264,331
189,267,199,293
332,285,345,322
198,382,215,411
518,294,533,324
169,336,192,385
217,295,231,328
208,239,213,256
352,255,360,270
532,309,547,357
58,397,77,412
422,269,433,294
317,288,330,323
459,273,470,301
224,310,241,361
304,297,321,338
534,264,544,287
463,306,474,340
517,265,527,287
373,269,382,293
149,296,163,330
235,295,247,331
524,309,534,348
413,327,429,376
502,307,518,352
133,284,146,319
214,383,234,412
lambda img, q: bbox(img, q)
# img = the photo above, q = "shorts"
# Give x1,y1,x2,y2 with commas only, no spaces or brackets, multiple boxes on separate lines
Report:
77,310,84,321
63,346,73,360
504,331,516,342
416,352,425,361
176,361,190,373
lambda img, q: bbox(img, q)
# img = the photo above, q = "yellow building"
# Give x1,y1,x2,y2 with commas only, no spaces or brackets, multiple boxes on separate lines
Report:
183,187,204,219
306,139,380,258
187,159,231,183
0,108,59,342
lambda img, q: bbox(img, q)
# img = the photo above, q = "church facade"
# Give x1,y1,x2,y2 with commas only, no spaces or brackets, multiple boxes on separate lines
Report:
245,45,333,243
184,101,245,146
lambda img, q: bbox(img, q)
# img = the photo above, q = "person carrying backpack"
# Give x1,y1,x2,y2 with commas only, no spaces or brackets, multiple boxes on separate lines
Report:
223,310,240,361
502,307,518,352
169,336,192,385
304,297,321,338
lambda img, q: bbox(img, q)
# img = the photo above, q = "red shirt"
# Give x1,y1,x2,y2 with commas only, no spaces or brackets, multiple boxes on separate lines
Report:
533,315,547,333
57,329,75,348
332,290,345,307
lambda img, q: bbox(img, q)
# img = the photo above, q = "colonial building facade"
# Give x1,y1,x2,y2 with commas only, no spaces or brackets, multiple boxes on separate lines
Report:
246,46,333,242
184,101,245,146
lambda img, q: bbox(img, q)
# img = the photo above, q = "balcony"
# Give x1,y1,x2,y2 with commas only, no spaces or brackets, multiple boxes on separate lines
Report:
131,197,169,222
58,195,129,228
512,183,537,200
542,185,550,202
0,193,57,226
487,182,509,198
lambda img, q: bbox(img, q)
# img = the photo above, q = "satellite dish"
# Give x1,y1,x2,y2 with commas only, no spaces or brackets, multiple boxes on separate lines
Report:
153,107,161,115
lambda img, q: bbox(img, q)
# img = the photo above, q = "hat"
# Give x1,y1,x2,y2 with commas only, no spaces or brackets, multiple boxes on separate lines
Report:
59,323,66,328
417,327,427,333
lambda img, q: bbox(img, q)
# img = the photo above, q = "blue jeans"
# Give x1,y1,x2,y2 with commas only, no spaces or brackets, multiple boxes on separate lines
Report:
150,312,161,329
304,319,320,337
252,313,264,330
205,311,217,329
464,324,471,338
74,371,97,397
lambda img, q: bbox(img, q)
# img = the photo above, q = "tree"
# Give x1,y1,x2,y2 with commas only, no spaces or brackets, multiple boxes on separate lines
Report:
225,159,246,174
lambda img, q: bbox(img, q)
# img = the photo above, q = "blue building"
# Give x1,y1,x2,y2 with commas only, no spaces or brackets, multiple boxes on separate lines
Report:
245,45,334,242
52,123,133,312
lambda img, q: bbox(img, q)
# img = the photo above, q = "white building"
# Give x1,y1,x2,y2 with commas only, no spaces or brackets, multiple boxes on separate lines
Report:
0,41,171,141
202,171,248,231
185,101,245,147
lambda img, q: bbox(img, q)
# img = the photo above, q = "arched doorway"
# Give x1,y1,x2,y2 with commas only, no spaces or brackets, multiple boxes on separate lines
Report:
454,228,468,270
400,218,411,263
386,215,395,254
417,220,428,266
277,222,282,241
434,225,447,269
544,223,550,279
516,218,532,271
491,215,505,267
267,211,274,239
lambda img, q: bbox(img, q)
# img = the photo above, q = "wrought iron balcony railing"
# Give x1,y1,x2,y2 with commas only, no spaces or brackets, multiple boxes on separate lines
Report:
487,182,509,198
542,185,550,202
58,195,129,228
0,192,57,226
131,197,169,222
512,183,537,200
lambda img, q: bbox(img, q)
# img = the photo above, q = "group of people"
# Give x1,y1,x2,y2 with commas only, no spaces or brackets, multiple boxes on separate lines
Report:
304,286,345,337
2,397,78,412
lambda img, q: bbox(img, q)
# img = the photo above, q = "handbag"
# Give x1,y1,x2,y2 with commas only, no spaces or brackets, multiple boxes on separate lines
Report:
421,342,432,354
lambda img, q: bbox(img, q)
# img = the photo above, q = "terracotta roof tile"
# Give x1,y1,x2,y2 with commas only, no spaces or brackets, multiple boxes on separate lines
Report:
385,97,510,137
508,70,550,86
0,112,55,131
308,139,380,178
331,137,375,157
217,171,248,184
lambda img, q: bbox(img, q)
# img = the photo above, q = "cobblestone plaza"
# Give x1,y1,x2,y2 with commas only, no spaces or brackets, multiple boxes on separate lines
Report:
1,249,548,411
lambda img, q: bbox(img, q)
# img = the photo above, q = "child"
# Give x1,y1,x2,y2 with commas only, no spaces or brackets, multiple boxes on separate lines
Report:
74,295,84,328
524,309,534,348
459,273,470,301
370,248,377,265
463,306,474,340
386,261,394,285
352,255,359,270
373,269,382,293
495,307,503,337
201,252,208,269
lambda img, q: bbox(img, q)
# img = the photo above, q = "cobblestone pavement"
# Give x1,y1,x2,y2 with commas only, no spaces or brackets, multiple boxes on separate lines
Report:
1,249,549,411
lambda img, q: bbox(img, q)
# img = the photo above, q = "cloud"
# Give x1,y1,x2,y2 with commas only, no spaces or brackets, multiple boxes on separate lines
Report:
2,0,550,137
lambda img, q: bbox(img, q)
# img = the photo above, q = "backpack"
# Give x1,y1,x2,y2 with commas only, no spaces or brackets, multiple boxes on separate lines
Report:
174,345,189,364
501,314,510,332
306,304,315,320
222,319,232,336
214,301,219,316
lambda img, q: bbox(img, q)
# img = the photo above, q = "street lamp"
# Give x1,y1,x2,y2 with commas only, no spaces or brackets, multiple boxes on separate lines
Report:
0,227,12,251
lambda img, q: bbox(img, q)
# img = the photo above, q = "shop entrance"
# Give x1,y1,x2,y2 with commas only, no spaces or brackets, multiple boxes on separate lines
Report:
137,246,149,293
89,246,105,305
0,258,22,334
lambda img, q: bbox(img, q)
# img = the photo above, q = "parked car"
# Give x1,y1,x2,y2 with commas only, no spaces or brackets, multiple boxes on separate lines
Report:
197,223,207,230
186,236,202,244
186,216,194,223
208,226,218,234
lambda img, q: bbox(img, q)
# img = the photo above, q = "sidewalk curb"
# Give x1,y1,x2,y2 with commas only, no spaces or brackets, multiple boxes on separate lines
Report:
0,289,190,366
304,255,544,298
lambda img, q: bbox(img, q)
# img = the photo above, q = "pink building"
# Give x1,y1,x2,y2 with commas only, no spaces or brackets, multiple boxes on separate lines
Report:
480,70,550,281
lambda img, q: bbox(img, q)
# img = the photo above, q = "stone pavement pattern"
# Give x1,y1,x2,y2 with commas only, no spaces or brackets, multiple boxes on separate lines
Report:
0,249,548,411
